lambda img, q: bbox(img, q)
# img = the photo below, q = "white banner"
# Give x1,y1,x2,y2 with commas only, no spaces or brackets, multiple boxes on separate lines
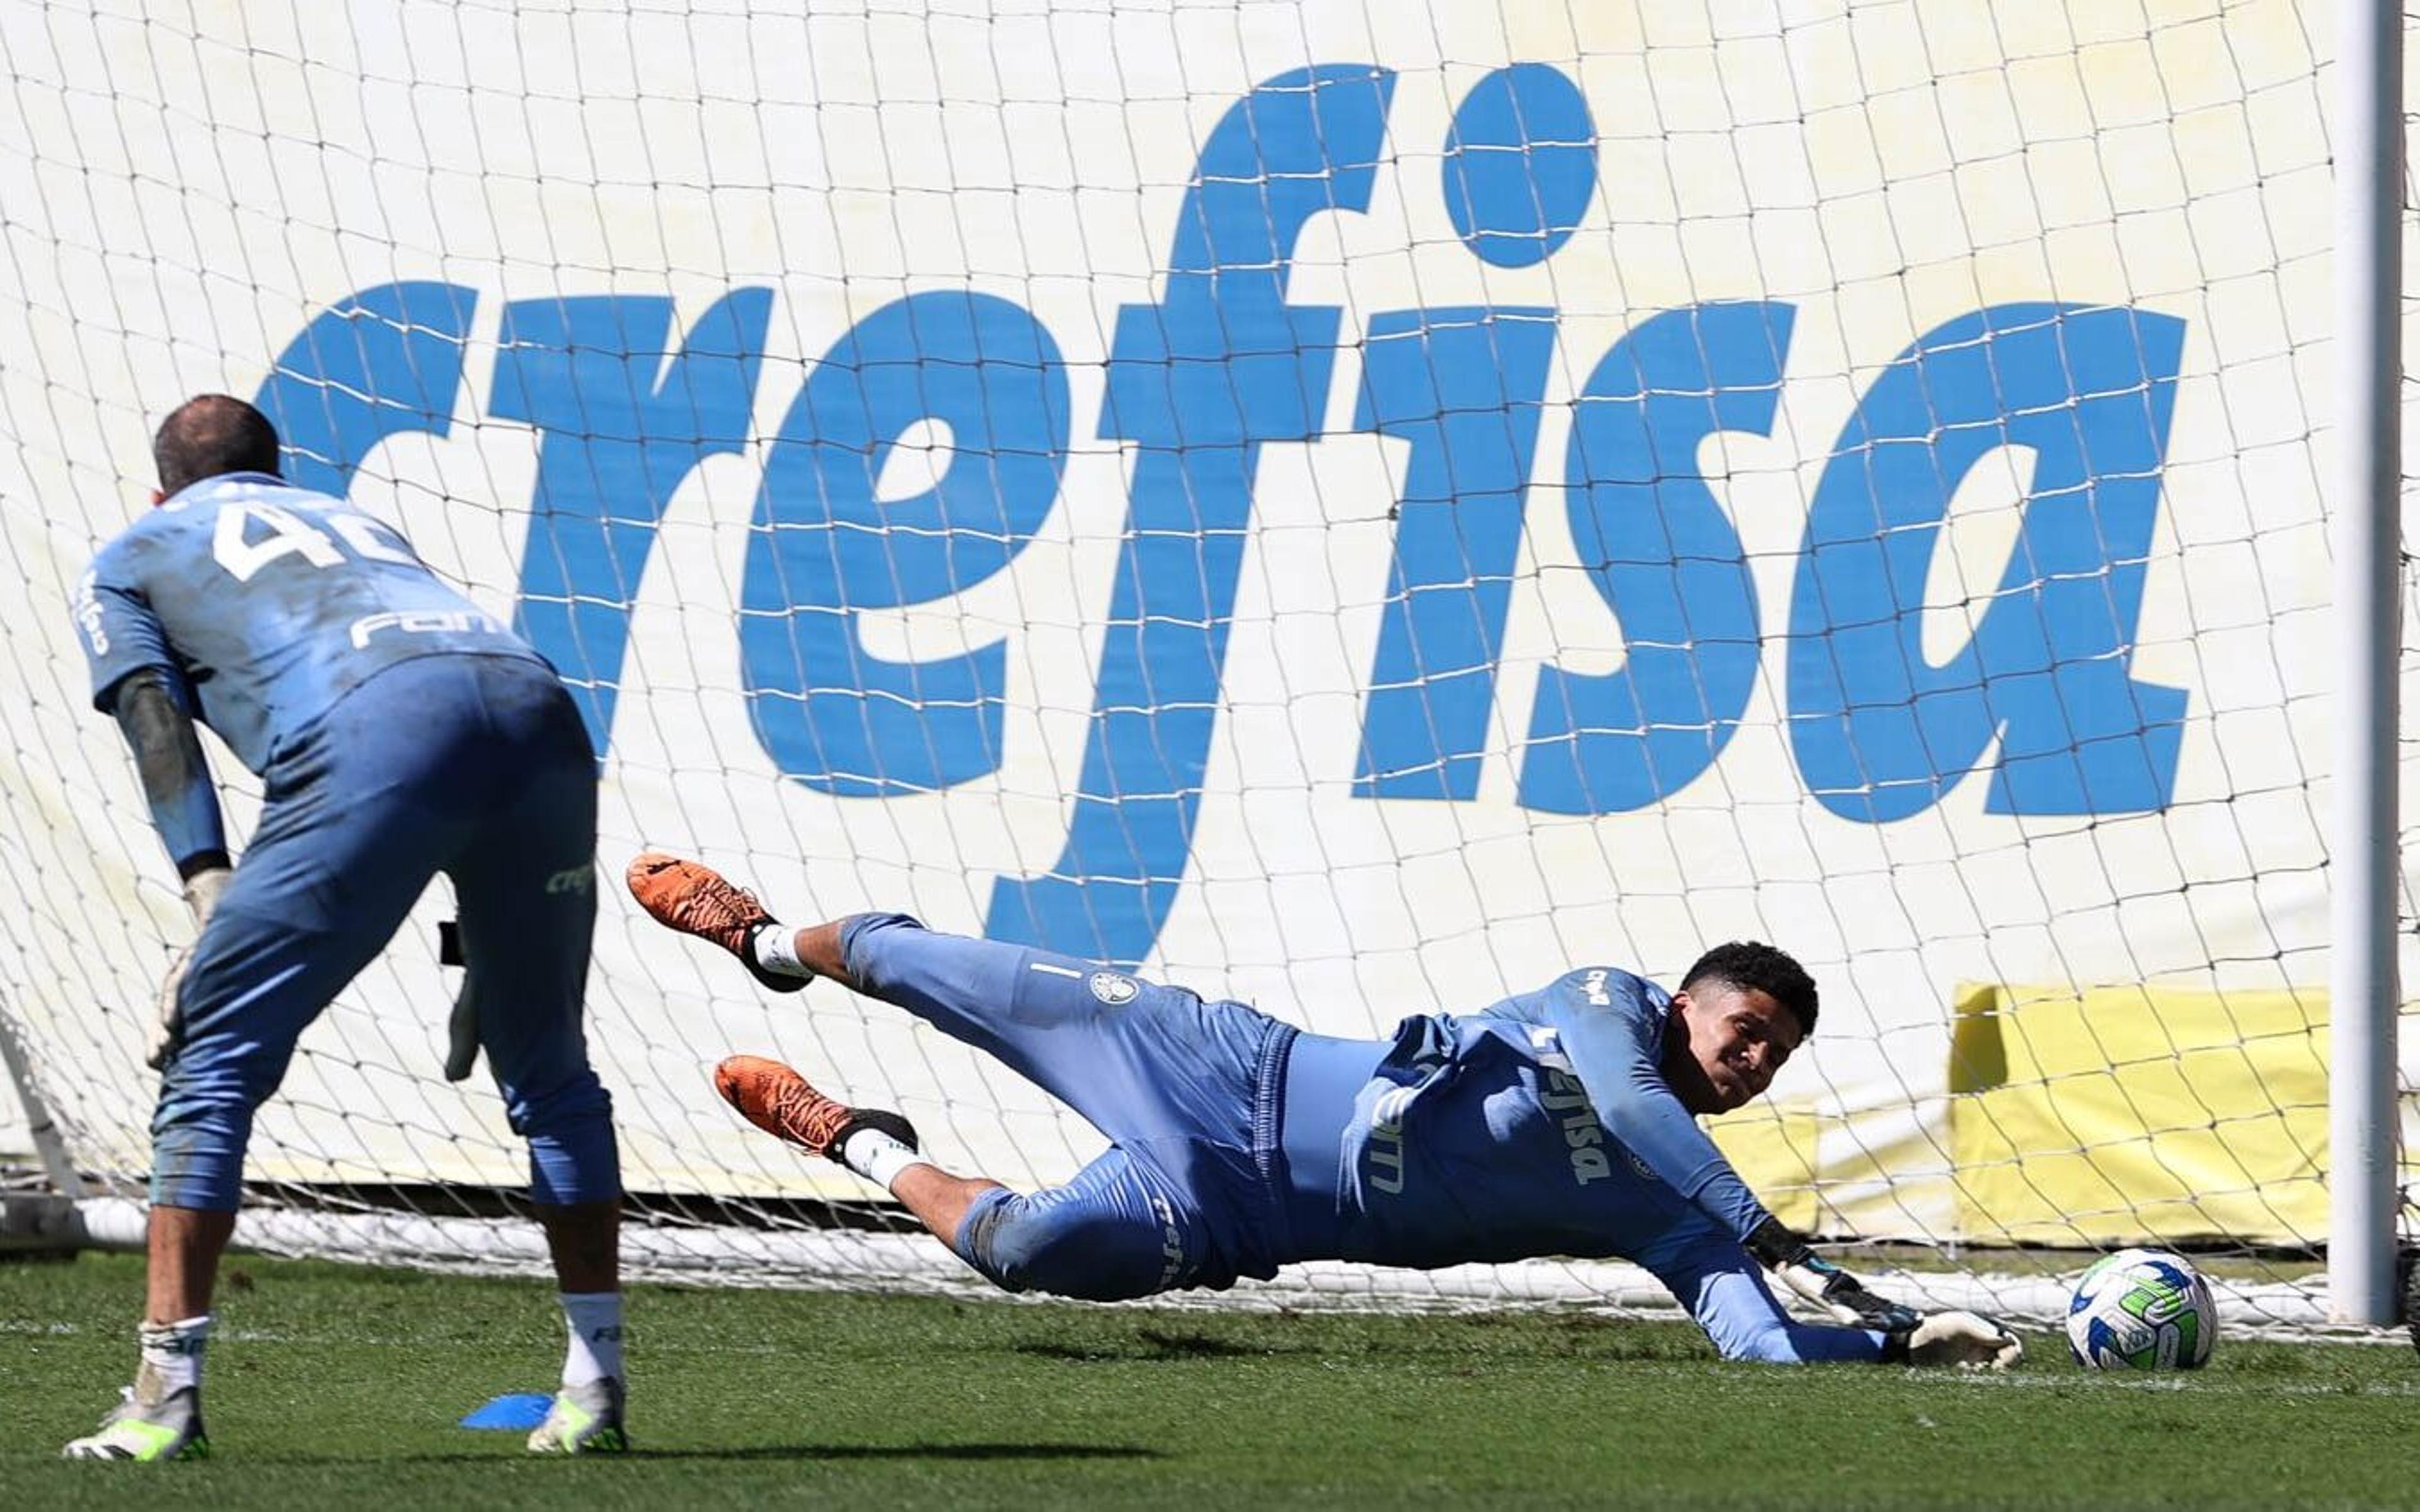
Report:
0,0,2403,1244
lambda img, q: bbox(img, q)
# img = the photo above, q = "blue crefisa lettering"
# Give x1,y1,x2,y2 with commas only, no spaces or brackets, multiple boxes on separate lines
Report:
253,66,2190,972
982,63,1398,967
1787,302,2187,822
743,290,1069,798
492,288,773,755
255,281,479,498
1443,63,1599,268
1352,305,1557,801
1521,301,1792,815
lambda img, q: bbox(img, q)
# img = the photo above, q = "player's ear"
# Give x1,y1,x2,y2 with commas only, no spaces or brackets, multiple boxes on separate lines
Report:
1664,990,1707,1048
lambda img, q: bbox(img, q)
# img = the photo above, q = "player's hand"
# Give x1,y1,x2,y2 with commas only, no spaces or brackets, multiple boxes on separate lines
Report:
149,865,232,1070
181,866,231,925
1898,1310,2023,1370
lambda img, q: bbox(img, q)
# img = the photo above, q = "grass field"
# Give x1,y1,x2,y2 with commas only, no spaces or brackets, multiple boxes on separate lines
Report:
4,1251,2416,1510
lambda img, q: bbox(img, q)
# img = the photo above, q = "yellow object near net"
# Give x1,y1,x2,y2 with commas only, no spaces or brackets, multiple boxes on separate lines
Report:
1711,983,2329,1249
1946,983,2328,1247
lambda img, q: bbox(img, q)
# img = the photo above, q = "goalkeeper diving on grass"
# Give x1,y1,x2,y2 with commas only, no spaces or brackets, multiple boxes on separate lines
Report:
631,854,2022,1369
63,396,628,1460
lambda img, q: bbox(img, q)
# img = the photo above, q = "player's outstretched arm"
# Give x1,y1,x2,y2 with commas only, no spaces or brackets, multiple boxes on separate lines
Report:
1641,1223,1893,1364
1526,973,2022,1369
1744,1217,2023,1369
109,667,231,1067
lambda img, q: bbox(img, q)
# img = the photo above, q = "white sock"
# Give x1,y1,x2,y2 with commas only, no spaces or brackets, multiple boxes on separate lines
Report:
558,1292,625,1387
752,925,811,979
136,1315,211,1400
838,1126,927,1192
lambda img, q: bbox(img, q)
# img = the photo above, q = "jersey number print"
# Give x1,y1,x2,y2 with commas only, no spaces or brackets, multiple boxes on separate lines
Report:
211,502,415,581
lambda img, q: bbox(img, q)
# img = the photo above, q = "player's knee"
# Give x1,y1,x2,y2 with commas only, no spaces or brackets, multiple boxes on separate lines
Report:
957,1191,1163,1303
148,1086,256,1212
524,1120,619,1206
837,911,927,983
510,1064,617,1205
504,1065,613,1140
158,1039,289,1114
958,1193,1072,1296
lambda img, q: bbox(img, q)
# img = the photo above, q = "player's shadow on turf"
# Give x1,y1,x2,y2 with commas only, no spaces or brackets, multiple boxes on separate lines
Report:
1013,1329,1271,1362
640,1443,1164,1462
268,1445,1163,1466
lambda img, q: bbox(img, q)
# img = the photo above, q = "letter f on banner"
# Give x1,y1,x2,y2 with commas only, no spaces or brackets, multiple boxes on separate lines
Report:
985,65,1397,968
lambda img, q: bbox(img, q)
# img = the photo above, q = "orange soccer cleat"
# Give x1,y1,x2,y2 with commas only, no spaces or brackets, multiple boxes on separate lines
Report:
713,1055,919,1164
626,852,805,994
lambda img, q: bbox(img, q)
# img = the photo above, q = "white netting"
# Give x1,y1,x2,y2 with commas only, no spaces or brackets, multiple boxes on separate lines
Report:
0,0,2409,1330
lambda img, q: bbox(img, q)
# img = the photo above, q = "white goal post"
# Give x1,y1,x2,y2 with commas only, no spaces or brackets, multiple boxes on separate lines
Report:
0,0,2409,1335
2330,0,2403,1329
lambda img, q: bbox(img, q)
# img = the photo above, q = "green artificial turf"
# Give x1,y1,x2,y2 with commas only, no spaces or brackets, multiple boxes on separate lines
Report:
3,1251,2415,1510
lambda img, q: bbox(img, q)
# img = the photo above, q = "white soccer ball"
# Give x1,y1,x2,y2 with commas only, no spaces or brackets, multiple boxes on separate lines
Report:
2065,1247,2217,1370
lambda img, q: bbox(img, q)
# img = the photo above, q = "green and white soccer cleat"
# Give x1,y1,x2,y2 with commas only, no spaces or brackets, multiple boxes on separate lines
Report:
526,1377,628,1455
61,1385,210,1462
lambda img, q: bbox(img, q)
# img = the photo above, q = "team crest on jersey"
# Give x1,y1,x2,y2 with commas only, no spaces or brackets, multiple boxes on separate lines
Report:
1088,971,1139,1006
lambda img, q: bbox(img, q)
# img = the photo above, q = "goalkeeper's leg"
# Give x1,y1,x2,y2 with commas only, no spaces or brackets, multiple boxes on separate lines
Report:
67,799,442,1461
715,1053,1207,1300
628,854,1277,1147
645,855,1281,1290
451,686,628,1456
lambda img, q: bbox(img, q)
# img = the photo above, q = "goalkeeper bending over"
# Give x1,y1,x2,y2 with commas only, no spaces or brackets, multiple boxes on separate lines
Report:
64,397,625,1460
632,854,2021,1369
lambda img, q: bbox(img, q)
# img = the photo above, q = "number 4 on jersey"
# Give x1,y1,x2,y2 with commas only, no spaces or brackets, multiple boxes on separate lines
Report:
212,501,415,582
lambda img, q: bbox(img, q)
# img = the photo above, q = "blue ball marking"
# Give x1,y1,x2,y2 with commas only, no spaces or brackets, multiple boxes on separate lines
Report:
1443,64,1598,268
2084,1317,2113,1366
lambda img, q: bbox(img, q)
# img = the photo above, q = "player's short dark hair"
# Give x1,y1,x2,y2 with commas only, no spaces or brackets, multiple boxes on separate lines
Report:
1679,941,1818,1038
154,394,282,498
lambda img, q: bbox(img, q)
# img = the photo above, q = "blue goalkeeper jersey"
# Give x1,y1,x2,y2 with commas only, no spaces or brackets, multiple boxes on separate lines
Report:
72,472,547,772
1279,966,1776,1269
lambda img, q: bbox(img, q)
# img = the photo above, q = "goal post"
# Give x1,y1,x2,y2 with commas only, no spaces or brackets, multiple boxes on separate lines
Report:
2331,0,2404,1330
0,0,2409,1334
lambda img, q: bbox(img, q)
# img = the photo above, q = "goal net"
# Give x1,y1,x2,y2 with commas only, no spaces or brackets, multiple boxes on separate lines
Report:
0,0,2409,1334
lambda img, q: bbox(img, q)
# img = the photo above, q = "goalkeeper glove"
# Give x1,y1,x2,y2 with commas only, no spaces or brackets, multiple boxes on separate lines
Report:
1745,1217,1923,1334
149,865,231,1070
1887,1310,2025,1370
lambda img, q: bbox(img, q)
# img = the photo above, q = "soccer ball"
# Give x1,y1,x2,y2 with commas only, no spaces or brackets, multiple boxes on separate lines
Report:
2065,1247,2216,1370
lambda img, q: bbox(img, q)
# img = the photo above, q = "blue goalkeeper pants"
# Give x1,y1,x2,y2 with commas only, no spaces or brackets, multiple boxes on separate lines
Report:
151,655,619,1212
841,915,1297,1299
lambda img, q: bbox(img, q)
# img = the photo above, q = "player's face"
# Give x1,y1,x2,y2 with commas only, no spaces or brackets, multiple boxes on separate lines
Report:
1664,982,1804,1115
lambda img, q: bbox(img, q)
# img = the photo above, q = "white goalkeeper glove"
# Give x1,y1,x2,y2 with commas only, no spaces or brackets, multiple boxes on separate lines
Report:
150,865,231,1070
1896,1310,2024,1370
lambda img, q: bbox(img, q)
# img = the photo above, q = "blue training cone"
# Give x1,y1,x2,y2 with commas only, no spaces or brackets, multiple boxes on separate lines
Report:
459,1392,555,1431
